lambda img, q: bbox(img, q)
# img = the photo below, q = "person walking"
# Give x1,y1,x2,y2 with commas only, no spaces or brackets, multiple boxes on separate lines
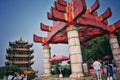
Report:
92,60,102,80
13,72,24,80
106,63,116,80
7,71,14,80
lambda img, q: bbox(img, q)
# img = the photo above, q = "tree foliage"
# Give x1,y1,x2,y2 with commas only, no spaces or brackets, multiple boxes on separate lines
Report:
82,34,113,62
0,65,23,79
27,73,37,80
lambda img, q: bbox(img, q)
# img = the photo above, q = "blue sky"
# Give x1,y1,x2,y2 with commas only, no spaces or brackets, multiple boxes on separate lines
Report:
0,0,120,75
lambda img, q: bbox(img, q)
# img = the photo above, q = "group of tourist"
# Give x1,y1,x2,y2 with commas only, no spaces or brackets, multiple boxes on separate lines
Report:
92,60,116,80
4,71,25,80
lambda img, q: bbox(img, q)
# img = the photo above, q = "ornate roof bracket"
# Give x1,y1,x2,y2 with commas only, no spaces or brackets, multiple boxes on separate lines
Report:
86,0,99,14
100,8,112,21
57,0,67,6
73,0,87,20
33,34,49,47
108,20,120,33
40,23,53,32
33,34,46,43
55,1,66,12
81,8,111,23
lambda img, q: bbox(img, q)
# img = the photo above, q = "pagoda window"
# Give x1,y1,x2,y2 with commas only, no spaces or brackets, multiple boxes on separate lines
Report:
19,59,21,61
21,65,24,67
20,65,22,67
22,65,24,67
18,65,21,67
15,59,18,61
27,58,30,61
25,65,27,67
26,59,28,61
10,58,14,61
23,59,25,61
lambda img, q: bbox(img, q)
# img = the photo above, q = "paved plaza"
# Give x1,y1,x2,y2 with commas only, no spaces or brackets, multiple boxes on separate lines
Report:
35,69,120,80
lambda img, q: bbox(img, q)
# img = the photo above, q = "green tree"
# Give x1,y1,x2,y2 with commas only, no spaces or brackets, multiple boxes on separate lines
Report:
82,34,113,62
0,65,23,79
27,73,37,80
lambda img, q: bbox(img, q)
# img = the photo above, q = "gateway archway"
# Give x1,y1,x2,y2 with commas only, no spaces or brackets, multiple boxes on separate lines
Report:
33,0,120,78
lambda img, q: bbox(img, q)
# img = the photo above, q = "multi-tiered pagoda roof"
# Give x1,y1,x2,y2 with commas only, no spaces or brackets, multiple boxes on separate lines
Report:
5,38,36,74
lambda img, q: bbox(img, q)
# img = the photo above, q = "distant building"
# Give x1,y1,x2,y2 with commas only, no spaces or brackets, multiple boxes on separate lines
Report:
5,37,36,74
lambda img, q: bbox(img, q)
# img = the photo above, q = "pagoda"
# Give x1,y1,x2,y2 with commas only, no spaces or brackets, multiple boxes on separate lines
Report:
5,38,35,74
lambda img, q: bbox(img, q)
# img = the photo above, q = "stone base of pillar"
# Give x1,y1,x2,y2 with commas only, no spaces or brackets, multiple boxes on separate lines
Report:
70,72,84,78
42,74,51,77
115,60,120,71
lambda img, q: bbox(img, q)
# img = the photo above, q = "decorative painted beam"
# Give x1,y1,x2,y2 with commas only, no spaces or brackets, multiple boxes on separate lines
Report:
82,29,105,37
82,8,111,23
51,35,68,43
47,21,67,41
47,28,105,44
77,17,108,31
78,27,105,37
82,14,97,21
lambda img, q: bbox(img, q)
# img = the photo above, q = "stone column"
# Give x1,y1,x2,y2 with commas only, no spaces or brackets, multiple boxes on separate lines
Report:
43,46,51,76
67,27,84,78
109,36,120,68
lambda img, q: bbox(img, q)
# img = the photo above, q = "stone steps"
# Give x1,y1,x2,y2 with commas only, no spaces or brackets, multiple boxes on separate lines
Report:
35,75,97,80
34,70,120,80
